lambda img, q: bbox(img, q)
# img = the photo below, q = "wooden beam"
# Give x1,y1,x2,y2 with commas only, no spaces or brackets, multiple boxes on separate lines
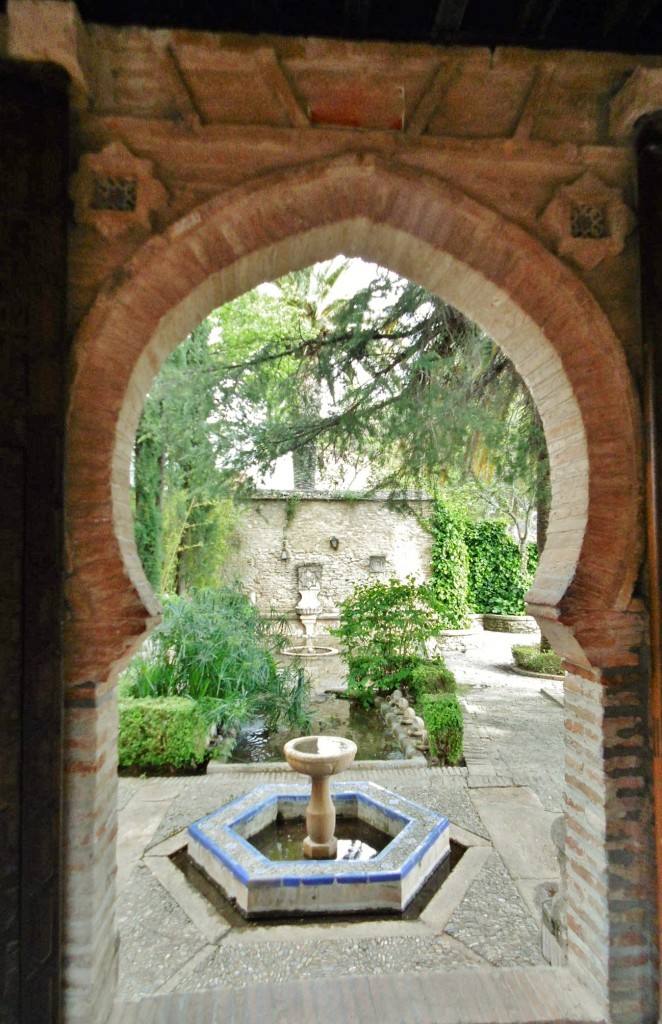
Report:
406,59,459,136
166,43,204,127
513,63,555,140
603,0,659,39
516,0,564,38
430,0,471,38
343,0,371,36
254,48,309,128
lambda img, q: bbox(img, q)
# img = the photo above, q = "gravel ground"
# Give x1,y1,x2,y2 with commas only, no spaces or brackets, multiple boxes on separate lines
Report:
181,933,484,992
444,851,545,967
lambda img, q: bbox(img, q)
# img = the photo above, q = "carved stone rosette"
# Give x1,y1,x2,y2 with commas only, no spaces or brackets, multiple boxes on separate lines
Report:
69,141,167,239
539,170,635,271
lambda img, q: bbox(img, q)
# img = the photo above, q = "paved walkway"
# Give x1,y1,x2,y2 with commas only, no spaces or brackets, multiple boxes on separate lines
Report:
112,631,601,1023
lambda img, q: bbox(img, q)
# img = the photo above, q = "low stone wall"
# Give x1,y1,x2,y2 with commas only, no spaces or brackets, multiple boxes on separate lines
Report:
220,491,433,617
482,613,539,634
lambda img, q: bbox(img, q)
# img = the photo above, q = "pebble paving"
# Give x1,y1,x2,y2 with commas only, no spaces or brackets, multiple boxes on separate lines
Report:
117,863,207,999
444,851,545,968
117,628,564,998
183,934,482,991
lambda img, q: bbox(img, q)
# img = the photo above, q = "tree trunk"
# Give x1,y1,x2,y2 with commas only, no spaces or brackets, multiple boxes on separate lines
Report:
134,415,164,590
536,427,552,651
292,442,317,489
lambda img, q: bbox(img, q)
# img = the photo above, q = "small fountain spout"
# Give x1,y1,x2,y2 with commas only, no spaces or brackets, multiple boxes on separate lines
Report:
296,563,322,653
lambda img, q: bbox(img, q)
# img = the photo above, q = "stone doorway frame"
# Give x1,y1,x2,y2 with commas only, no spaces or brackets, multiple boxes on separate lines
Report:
63,154,651,1022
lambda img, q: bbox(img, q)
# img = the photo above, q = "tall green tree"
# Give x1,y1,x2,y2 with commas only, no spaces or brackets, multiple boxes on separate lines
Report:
217,261,546,545
134,321,235,593
133,258,548,591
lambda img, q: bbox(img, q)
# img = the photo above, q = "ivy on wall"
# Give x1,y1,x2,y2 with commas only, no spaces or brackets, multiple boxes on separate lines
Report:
428,499,473,629
466,519,528,616
429,500,537,621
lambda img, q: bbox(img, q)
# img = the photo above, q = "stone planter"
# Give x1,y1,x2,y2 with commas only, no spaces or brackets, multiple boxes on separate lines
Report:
432,626,483,654
482,613,539,634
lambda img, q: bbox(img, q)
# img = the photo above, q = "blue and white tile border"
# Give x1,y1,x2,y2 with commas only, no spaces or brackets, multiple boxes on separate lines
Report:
187,781,450,917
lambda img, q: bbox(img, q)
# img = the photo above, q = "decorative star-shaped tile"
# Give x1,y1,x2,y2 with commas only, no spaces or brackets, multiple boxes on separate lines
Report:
70,141,167,239
539,171,635,272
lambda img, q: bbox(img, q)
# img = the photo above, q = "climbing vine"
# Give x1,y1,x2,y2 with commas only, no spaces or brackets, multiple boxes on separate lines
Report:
428,499,473,629
466,519,530,616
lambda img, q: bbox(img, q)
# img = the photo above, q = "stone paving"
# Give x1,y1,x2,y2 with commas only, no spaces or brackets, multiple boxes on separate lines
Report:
116,629,565,1001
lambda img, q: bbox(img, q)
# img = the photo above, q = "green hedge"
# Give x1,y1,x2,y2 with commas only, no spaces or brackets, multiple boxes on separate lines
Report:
466,520,528,616
512,644,563,676
409,660,457,706
420,693,464,765
118,697,209,769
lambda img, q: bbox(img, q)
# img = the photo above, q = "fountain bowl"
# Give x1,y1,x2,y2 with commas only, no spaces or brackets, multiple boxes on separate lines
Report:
284,735,357,778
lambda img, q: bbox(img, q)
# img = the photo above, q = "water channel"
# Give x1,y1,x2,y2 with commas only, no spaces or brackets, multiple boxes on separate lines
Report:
229,692,405,763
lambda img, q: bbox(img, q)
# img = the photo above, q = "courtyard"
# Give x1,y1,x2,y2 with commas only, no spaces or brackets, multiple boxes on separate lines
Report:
111,630,598,1022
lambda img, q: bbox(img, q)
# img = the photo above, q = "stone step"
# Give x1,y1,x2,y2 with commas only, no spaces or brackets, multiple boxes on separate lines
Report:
112,966,603,1024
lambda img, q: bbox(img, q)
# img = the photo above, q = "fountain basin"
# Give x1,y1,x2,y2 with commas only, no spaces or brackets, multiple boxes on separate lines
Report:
284,735,357,777
187,781,450,917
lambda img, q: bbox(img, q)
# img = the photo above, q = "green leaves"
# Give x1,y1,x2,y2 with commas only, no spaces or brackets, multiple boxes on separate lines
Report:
118,697,209,769
429,501,536,621
428,500,473,629
512,644,563,676
466,520,530,616
420,694,464,765
333,576,440,705
120,586,310,736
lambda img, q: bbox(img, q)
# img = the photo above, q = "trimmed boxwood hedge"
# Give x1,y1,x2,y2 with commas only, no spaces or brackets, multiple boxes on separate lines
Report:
408,661,457,706
118,696,209,769
420,693,464,765
512,644,563,677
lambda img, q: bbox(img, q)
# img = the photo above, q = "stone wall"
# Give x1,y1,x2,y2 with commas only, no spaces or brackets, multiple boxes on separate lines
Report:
220,492,433,622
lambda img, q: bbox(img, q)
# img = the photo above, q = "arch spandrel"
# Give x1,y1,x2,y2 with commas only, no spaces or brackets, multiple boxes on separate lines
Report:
65,153,643,684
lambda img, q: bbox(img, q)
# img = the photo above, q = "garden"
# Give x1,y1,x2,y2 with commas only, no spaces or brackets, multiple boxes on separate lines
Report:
117,495,552,773
118,256,557,773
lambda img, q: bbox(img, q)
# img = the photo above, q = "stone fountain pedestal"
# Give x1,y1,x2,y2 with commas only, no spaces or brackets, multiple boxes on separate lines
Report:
296,564,322,653
283,563,337,657
284,735,357,857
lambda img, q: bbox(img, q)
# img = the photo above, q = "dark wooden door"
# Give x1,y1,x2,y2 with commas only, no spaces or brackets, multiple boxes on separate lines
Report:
0,62,69,1024
638,116,662,1022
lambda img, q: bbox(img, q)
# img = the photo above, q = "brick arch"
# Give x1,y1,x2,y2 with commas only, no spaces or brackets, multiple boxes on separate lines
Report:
66,152,642,685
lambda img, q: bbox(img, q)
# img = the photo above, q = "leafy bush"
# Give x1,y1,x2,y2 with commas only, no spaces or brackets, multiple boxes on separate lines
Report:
526,541,539,578
408,660,457,705
118,697,208,769
420,694,464,765
334,576,439,706
466,520,528,616
428,499,473,629
512,644,563,676
120,585,309,734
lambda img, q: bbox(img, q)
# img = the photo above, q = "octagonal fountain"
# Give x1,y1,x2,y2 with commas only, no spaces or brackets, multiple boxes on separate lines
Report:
187,734,450,918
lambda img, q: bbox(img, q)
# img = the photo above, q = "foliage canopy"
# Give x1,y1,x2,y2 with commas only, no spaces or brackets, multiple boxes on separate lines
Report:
133,257,548,593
